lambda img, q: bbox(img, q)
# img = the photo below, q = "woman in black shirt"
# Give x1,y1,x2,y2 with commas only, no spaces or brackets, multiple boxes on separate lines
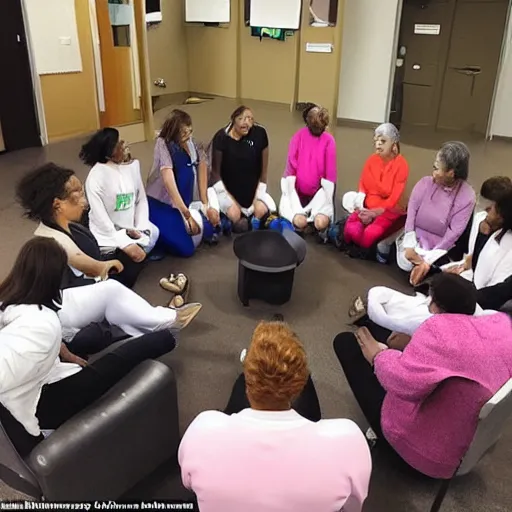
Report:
210,106,276,231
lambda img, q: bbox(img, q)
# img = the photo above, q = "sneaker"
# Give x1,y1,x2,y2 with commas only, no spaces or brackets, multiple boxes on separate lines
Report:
147,248,166,262
172,302,202,330
240,348,247,363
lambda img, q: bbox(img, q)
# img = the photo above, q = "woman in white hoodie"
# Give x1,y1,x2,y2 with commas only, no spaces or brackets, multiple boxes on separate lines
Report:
0,238,177,457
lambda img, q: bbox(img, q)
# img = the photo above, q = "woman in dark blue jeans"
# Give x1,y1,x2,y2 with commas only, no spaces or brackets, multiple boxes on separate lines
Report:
146,109,221,257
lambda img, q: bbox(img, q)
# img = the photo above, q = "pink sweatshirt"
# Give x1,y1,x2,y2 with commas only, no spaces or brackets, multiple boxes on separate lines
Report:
375,313,512,478
284,127,337,198
178,409,371,512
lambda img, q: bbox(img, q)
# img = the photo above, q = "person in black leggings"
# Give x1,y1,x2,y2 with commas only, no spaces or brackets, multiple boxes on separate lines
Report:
0,238,177,458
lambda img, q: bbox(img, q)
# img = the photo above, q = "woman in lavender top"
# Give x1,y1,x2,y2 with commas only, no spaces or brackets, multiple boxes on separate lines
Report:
146,110,221,258
397,141,475,285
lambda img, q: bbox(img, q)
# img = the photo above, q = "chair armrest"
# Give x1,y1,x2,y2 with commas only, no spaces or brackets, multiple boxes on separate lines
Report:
28,360,180,501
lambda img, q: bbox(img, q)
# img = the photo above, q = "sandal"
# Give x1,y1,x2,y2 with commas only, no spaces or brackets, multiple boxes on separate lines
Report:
348,296,366,318
159,273,189,295
168,294,185,309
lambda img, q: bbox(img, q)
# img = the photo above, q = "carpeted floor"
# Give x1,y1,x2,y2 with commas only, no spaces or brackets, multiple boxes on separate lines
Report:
1,98,511,511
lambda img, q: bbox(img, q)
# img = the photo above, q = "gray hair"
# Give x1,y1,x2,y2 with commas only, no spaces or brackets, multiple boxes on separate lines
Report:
438,141,470,181
374,123,400,143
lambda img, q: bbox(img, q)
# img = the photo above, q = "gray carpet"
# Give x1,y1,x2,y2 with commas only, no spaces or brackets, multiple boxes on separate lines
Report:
1,98,511,511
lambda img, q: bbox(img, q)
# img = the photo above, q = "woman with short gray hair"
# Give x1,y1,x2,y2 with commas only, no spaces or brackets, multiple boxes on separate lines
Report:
397,141,475,285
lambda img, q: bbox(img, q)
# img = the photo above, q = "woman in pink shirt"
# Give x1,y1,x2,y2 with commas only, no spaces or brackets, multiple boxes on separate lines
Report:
334,276,512,479
279,104,337,236
179,319,372,512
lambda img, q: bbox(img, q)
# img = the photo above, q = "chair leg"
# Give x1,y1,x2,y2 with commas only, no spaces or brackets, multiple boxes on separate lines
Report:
430,479,452,512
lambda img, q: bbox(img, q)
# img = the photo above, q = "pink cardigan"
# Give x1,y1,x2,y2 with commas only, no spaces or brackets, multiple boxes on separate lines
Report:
178,409,371,512
284,127,337,198
375,313,512,478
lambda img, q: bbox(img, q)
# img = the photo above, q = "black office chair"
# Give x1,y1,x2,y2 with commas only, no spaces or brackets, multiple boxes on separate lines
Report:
0,360,180,500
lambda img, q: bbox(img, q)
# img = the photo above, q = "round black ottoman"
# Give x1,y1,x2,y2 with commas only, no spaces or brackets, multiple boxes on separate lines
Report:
233,230,305,307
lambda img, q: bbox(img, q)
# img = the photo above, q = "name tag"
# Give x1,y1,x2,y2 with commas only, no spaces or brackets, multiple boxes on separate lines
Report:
115,192,134,211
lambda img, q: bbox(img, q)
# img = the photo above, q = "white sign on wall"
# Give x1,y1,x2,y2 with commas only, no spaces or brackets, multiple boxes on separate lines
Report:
414,24,441,36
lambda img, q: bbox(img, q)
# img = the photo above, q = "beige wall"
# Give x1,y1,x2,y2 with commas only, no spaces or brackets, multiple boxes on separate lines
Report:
147,0,189,97
39,0,99,142
185,1,239,98
239,24,299,105
298,1,344,116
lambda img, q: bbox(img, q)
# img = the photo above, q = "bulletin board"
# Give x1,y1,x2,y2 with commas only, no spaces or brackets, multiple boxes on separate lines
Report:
185,0,231,23
24,0,83,75
250,0,302,30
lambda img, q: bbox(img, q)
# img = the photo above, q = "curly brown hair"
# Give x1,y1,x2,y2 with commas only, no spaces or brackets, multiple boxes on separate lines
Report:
159,109,192,144
305,106,330,136
244,321,309,410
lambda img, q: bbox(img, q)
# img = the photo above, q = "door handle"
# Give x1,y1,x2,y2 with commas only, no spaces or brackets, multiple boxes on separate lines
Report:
452,66,482,76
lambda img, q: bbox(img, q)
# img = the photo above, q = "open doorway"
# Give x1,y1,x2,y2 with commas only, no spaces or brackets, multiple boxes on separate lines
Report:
390,0,509,137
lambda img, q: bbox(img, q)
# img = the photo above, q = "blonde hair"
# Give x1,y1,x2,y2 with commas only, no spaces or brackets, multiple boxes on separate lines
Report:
244,321,309,409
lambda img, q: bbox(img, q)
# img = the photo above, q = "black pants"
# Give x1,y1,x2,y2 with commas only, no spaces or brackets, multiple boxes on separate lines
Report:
66,321,130,358
224,373,322,422
109,249,146,290
0,330,176,458
333,332,386,438
477,275,512,311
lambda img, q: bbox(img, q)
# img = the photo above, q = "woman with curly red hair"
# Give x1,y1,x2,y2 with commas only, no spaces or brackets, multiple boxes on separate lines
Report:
179,318,371,512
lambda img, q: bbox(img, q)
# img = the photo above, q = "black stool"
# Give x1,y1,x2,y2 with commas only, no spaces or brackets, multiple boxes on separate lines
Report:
233,230,302,307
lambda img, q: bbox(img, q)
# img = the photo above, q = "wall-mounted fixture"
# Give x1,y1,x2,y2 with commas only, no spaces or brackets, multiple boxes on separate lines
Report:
154,78,167,88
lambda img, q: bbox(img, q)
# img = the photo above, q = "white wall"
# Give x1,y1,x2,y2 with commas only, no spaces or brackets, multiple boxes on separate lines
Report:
490,5,512,138
337,0,401,123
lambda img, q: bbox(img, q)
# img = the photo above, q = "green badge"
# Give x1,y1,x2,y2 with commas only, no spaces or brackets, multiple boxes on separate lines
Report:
115,193,134,212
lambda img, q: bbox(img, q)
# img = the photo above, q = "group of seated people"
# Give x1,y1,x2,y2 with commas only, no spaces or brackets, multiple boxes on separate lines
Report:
1,101,512,511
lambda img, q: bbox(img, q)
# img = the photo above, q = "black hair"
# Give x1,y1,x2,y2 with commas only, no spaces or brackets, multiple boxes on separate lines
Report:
438,141,470,181
230,105,251,124
430,273,477,315
302,103,318,124
79,127,120,166
495,189,512,241
480,176,512,202
159,109,192,144
0,237,67,312
16,163,75,224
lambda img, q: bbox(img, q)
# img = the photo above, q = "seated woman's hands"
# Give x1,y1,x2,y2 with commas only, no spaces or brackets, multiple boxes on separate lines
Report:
410,261,431,286
206,207,220,227
358,210,375,225
355,327,388,365
186,216,202,236
123,244,147,263
387,331,411,351
60,343,88,367
100,259,124,280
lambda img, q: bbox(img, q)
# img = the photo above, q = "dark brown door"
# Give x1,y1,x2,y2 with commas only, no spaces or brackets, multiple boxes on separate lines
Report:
437,0,509,133
399,0,456,128
0,0,41,151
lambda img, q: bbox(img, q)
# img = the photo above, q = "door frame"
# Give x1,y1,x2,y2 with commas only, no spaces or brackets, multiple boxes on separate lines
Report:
385,0,404,123
487,0,512,139
20,0,48,146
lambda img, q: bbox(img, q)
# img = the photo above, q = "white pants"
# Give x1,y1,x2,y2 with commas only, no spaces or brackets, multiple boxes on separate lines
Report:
395,232,447,272
59,280,177,342
216,190,276,217
367,286,433,336
279,186,334,224
368,285,492,336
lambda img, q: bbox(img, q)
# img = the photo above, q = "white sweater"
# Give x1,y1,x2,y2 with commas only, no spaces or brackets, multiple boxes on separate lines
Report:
85,160,155,250
0,305,81,436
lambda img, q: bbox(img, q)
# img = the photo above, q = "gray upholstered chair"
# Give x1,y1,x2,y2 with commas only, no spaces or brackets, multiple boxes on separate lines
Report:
0,360,180,500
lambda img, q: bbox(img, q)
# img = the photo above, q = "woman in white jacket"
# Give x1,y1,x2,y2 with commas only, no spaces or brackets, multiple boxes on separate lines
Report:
81,128,160,264
0,238,177,457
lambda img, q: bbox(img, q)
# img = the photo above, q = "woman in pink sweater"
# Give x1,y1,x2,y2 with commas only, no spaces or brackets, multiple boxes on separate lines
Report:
279,104,337,236
179,319,372,512
334,299,512,479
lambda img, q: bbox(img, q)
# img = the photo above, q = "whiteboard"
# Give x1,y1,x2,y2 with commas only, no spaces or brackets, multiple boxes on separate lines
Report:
24,0,82,75
185,0,230,23
250,0,302,30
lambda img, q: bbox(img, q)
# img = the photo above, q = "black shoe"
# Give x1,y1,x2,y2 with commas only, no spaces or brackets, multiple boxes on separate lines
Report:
271,313,284,322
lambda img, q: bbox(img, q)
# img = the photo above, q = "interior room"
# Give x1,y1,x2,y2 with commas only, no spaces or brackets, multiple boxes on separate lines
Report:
1,0,512,510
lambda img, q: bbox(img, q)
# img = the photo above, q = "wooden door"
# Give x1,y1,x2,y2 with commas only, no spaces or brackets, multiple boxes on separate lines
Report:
437,0,509,133
95,0,141,127
0,0,40,151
